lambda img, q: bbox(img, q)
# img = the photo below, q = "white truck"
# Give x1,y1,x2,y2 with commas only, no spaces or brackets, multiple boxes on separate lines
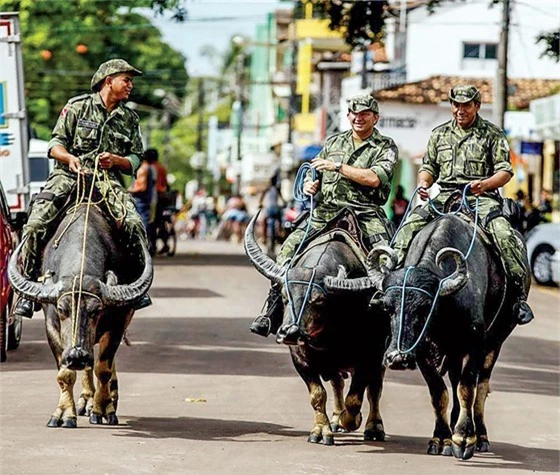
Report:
0,12,30,214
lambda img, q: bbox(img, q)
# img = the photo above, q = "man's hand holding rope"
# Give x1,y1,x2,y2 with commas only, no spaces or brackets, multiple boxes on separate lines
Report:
97,152,131,172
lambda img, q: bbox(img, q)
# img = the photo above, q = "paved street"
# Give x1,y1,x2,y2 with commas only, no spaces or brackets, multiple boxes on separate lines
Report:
1,239,559,475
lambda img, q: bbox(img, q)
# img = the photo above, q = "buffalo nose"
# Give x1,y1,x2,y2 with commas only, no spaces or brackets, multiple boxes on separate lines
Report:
276,324,302,346
63,346,94,371
384,350,417,371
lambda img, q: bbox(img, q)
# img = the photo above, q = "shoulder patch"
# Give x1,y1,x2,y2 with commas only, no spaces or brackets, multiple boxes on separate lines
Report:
68,93,92,104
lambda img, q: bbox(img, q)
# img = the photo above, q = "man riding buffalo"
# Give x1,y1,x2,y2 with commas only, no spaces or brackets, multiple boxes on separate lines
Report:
390,85,533,326
250,93,399,337
14,59,151,318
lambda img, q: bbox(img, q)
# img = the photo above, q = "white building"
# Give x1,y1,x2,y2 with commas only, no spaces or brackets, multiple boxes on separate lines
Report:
403,0,560,82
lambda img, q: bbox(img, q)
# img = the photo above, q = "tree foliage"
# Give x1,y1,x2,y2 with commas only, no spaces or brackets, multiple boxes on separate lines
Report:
0,0,189,138
537,30,560,62
297,0,559,61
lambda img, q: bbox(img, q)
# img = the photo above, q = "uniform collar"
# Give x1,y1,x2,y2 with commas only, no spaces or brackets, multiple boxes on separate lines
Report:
92,92,126,117
344,127,380,145
450,114,482,133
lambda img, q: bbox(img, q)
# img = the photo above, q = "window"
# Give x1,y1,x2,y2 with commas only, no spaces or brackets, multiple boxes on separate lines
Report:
463,43,480,58
461,42,498,71
463,42,498,60
485,44,497,59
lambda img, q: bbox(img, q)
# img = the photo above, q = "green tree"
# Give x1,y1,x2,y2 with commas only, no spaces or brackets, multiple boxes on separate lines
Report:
296,0,559,61
0,0,189,137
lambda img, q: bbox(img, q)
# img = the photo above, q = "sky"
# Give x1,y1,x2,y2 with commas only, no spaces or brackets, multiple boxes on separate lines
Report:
146,0,289,76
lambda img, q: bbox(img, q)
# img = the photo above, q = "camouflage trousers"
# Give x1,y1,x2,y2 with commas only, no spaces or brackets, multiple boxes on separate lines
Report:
391,193,529,285
21,170,147,277
276,206,390,266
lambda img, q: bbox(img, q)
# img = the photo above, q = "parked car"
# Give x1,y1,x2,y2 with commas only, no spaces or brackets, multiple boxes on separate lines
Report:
525,222,560,286
0,181,23,362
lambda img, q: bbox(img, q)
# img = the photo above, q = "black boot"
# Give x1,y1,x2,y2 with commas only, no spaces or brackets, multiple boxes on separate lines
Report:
512,278,534,325
250,284,283,337
14,298,34,319
514,300,534,325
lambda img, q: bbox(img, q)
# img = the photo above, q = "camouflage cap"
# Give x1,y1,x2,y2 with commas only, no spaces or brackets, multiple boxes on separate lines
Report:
449,85,481,104
347,94,379,114
90,59,142,91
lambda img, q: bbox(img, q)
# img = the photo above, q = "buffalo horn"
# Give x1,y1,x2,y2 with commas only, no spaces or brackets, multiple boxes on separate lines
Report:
100,240,154,306
8,238,62,303
244,211,286,284
324,244,396,292
436,247,468,296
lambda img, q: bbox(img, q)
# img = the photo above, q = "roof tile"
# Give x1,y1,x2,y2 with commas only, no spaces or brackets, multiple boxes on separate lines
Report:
373,75,560,109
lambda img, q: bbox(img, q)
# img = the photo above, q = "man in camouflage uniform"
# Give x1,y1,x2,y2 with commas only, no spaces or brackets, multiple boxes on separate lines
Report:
391,85,533,325
250,93,399,337
14,59,151,318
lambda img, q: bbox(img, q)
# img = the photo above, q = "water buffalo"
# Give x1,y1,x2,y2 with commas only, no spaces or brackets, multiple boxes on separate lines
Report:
366,214,521,459
245,209,389,445
9,203,152,428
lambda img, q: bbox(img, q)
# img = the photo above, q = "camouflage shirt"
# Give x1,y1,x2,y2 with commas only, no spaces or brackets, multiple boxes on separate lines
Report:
314,128,398,215
420,115,513,189
48,92,143,179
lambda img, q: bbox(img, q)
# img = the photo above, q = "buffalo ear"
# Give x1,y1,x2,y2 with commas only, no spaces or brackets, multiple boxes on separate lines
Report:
105,271,118,286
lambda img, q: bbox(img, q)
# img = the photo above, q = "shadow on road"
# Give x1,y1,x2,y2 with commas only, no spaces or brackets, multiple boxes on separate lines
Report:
154,253,252,267
115,415,308,441
4,317,559,398
353,434,560,473
113,416,560,472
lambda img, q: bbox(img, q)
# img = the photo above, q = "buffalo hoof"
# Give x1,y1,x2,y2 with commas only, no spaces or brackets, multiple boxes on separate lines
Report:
364,429,385,442
427,440,440,455
307,434,322,444
441,441,453,457
330,422,345,433
47,416,62,428
106,413,119,426
323,435,334,446
61,418,77,428
452,442,476,460
476,437,490,452
89,413,104,425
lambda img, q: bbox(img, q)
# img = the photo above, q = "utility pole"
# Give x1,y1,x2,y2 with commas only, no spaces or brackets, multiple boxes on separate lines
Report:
360,44,369,90
196,78,205,191
495,0,510,130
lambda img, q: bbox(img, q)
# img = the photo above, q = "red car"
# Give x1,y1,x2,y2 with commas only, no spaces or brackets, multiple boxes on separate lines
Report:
0,181,23,362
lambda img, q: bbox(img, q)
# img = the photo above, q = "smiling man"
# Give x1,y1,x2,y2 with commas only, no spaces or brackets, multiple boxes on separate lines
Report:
14,59,151,318
390,84,534,325
250,93,399,337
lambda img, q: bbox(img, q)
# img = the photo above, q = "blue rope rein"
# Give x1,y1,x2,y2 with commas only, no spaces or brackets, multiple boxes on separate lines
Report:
284,163,318,326
388,184,480,354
